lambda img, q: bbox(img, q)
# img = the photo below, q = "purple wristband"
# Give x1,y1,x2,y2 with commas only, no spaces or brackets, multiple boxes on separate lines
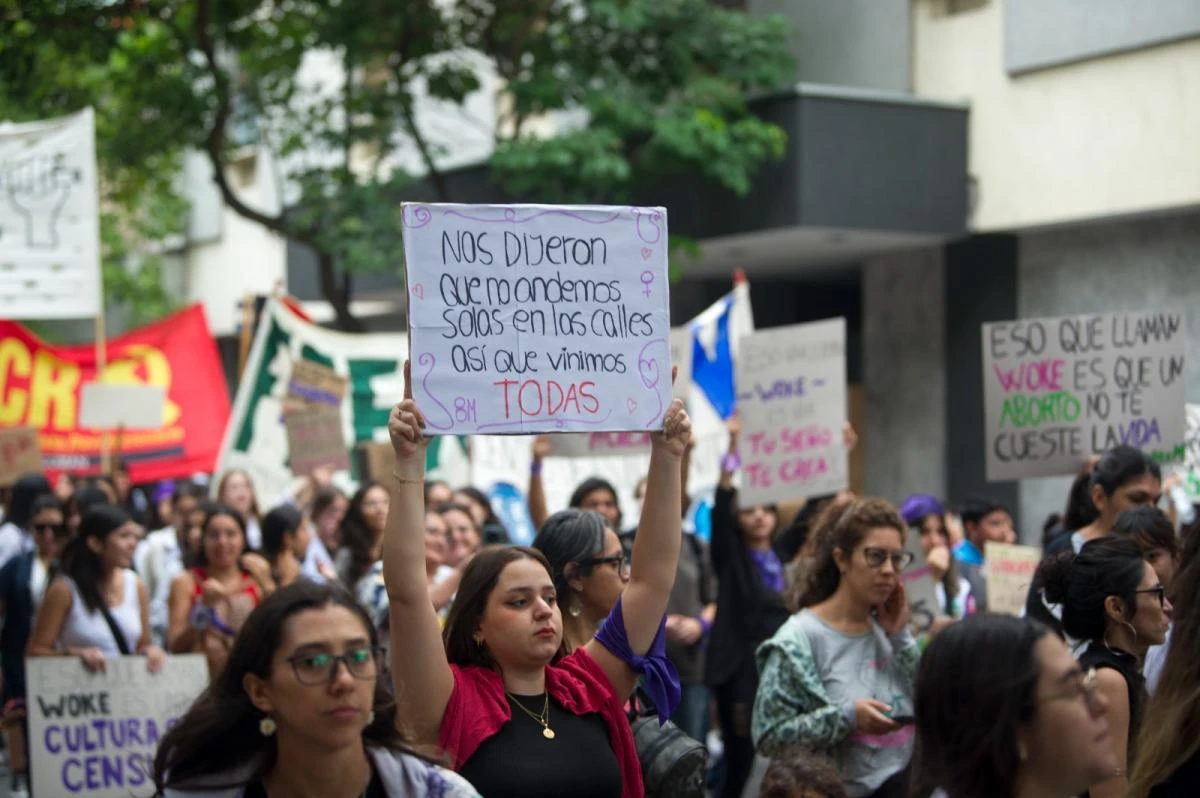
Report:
721,452,742,472
697,616,712,637
530,460,543,477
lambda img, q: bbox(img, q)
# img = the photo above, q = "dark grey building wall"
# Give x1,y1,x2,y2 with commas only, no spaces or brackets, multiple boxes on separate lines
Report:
750,0,912,92
1006,0,1200,74
944,235,1020,532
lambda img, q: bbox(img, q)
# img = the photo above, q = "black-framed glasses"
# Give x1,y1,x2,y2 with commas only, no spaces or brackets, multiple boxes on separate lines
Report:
581,555,631,577
862,547,914,571
285,646,382,686
1037,667,1100,714
32,522,67,537
1136,585,1167,608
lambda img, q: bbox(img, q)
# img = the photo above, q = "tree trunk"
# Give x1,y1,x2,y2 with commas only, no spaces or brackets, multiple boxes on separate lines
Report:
317,250,365,332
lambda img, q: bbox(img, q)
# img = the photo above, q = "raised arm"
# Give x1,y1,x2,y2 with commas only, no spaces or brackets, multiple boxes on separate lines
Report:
384,361,454,746
584,397,690,696
527,435,552,530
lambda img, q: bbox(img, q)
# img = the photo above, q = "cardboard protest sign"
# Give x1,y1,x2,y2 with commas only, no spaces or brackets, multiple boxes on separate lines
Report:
284,406,350,475
982,312,1185,481
356,440,396,482
0,426,43,486
27,654,206,797
735,318,848,505
984,542,1042,616
402,203,672,435
902,535,941,636
78,383,167,430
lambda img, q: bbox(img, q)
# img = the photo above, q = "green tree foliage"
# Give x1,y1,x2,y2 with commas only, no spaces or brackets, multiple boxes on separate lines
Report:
2,0,793,330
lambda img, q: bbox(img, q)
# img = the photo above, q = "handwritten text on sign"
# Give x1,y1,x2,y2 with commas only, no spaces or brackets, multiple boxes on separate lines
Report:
27,654,206,797
735,318,848,505
402,203,671,435
984,542,1042,617
982,312,1185,481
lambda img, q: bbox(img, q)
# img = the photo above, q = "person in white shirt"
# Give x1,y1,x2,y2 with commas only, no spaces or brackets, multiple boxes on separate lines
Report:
135,483,207,647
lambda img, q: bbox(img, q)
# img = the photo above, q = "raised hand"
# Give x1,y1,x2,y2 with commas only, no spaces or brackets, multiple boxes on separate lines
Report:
389,360,430,468
531,434,554,462
877,580,911,636
652,399,692,458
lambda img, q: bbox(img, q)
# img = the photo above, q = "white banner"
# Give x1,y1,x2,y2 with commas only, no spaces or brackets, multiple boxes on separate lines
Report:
27,654,206,797
0,108,102,319
402,203,672,435
735,318,848,505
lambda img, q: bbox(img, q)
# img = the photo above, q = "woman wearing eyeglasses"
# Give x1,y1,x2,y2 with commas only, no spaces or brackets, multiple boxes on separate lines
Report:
533,510,631,651
752,498,918,798
1037,536,1172,798
152,580,479,797
911,614,1115,798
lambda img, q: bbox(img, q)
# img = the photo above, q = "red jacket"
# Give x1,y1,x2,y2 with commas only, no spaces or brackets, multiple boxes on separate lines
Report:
440,647,642,798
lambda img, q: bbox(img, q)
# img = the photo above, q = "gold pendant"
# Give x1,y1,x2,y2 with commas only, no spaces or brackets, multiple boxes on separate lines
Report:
542,726,555,740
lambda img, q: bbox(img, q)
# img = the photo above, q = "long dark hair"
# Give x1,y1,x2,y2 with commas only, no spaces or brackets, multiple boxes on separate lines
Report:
152,581,432,794
194,505,248,569
1091,446,1161,500
260,505,303,562
456,486,503,529
568,477,621,528
1038,536,1146,643
442,546,568,668
793,498,905,610
912,614,1051,798
60,505,131,613
340,482,384,586
531,509,607,605
6,473,52,529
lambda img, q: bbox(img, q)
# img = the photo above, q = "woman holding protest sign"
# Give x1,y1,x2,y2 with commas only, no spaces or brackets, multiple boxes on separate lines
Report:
384,361,690,797
167,505,273,678
27,505,165,671
152,580,480,798
753,498,918,798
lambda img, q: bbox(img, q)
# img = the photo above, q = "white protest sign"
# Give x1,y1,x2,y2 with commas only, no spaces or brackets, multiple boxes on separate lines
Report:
79,383,167,430
670,325,692,401
0,108,102,319
402,203,672,435
1180,404,1200,501
27,654,206,797
982,311,1186,481
902,534,942,636
984,542,1042,616
735,318,847,505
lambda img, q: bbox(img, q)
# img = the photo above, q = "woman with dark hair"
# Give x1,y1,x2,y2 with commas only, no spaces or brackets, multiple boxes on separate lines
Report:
899,494,971,619
64,484,112,538
0,473,51,569
454,486,509,545
336,482,389,589
383,368,691,797
526,434,625,533
532,509,630,651
167,505,272,678
27,505,163,671
708,414,832,798
216,469,263,550
0,494,70,795
1048,446,1161,557
1037,537,1172,797
152,580,479,797
753,498,917,798
912,614,1115,798
1044,461,1102,551
1129,525,1200,796
261,505,311,589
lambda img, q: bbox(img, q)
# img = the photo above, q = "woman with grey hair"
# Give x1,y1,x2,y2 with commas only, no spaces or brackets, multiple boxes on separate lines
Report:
533,508,631,651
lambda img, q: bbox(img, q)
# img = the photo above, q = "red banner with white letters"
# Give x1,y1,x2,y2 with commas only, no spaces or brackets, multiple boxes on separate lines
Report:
0,305,230,482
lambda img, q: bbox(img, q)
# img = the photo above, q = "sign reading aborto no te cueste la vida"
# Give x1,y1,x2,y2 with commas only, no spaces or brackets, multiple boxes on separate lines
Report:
402,203,673,436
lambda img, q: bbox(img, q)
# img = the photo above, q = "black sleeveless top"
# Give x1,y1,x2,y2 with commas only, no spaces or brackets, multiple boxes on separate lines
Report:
1078,641,1146,763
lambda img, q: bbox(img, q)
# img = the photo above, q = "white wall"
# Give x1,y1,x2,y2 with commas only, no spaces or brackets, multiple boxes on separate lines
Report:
913,0,1200,232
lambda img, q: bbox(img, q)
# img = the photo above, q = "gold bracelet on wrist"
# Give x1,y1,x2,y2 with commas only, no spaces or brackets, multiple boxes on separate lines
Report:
391,471,423,485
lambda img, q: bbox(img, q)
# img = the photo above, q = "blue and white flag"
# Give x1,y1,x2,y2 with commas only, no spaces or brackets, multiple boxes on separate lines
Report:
689,279,755,420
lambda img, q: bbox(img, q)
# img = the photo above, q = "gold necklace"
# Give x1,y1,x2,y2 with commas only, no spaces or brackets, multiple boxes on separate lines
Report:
506,692,556,740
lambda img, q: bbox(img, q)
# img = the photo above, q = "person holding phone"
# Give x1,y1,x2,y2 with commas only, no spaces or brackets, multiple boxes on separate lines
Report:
752,498,919,798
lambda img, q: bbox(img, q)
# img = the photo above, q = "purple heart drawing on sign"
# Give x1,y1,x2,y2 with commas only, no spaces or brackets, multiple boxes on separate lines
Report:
641,247,653,261
638,356,660,390
626,398,638,414
411,284,425,300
